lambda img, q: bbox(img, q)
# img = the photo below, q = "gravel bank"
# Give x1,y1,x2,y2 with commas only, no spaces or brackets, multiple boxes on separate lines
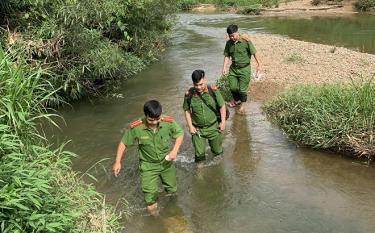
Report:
249,34,375,101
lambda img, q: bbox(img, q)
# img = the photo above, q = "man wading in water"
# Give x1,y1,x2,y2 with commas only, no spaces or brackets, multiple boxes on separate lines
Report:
221,24,262,114
113,100,184,215
183,70,226,163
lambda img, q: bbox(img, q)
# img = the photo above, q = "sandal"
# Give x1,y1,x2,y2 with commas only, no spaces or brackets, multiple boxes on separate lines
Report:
227,101,237,108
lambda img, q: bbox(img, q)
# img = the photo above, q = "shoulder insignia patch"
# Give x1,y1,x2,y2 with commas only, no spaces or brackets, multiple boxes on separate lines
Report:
241,33,251,42
211,85,219,91
130,120,142,129
185,90,190,96
162,116,174,123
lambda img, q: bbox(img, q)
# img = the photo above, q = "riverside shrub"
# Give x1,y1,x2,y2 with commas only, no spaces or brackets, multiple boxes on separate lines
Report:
0,0,178,101
0,48,123,232
263,80,375,161
178,0,280,10
216,75,233,102
355,0,375,11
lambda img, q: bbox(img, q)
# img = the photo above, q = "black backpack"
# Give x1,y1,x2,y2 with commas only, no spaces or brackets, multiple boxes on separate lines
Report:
187,85,230,123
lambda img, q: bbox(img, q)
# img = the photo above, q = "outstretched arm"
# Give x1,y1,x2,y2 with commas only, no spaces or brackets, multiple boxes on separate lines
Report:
222,56,230,75
113,142,126,177
253,52,262,73
184,110,197,135
219,105,226,132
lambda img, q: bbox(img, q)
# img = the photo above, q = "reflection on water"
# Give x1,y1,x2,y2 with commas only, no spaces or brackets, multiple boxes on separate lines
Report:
52,14,375,232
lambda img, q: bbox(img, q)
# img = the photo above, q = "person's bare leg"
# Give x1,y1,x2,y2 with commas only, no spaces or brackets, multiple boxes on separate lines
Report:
147,202,159,216
237,102,245,114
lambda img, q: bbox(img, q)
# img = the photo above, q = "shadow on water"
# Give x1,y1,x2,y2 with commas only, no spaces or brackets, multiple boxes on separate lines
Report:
50,14,375,233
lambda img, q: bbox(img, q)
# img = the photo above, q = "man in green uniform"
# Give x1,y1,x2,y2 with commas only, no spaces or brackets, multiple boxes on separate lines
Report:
221,24,262,114
183,69,226,162
113,100,184,215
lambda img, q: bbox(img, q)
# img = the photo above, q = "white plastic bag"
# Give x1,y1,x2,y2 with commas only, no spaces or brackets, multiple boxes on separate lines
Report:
252,70,263,81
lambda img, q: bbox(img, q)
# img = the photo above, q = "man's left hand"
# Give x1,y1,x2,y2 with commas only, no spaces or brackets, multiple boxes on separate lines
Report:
165,150,178,161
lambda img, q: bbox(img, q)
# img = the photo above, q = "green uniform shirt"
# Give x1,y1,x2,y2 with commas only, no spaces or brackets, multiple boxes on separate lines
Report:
121,116,183,163
224,37,256,65
183,87,225,128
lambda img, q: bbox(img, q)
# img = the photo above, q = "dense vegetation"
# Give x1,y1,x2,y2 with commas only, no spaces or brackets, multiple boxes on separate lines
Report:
0,48,123,232
1,0,178,101
179,0,375,13
355,0,375,11
263,80,375,162
179,0,280,13
0,0,180,231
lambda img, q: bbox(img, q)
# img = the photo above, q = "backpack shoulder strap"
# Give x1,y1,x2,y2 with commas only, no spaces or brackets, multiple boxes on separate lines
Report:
207,85,218,106
187,87,195,107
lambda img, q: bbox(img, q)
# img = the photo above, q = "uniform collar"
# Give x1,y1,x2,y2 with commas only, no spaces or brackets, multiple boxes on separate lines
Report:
230,35,245,44
193,87,209,96
141,116,163,131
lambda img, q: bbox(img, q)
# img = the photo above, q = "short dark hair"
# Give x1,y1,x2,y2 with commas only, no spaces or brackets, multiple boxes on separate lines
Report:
143,100,162,118
227,24,238,34
191,69,205,84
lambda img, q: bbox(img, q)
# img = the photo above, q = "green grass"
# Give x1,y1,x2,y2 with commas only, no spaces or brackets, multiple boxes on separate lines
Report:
0,48,124,232
263,79,375,161
216,74,233,102
285,52,305,63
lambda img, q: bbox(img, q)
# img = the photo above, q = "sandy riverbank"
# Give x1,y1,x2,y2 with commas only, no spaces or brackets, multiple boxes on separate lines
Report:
248,34,375,101
262,0,359,16
190,2,374,101
192,0,363,15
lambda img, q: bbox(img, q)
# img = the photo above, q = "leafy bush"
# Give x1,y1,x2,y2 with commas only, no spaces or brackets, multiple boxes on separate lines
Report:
179,0,199,11
311,0,321,6
1,0,178,101
263,79,375,161
216,75,233,102
178,0,280,10
0,48,123,232
240,4,262,14
355,0,375,11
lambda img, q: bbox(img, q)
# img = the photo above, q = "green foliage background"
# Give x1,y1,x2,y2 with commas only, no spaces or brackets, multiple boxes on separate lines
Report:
0,48,124,232
355,0,375,11
177,0,280,12
1,0,179,101
0,0,179,231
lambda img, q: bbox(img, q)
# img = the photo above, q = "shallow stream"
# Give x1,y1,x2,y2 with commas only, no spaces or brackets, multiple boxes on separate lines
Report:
53,14,375,233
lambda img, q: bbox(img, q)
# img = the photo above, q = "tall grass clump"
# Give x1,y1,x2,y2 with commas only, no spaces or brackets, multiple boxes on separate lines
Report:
0,48,123,232
263,79,375,162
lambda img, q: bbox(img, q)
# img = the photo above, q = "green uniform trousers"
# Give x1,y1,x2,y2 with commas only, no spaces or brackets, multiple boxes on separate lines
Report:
192,122,223,162
139,160,177,205
228,65,251,102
